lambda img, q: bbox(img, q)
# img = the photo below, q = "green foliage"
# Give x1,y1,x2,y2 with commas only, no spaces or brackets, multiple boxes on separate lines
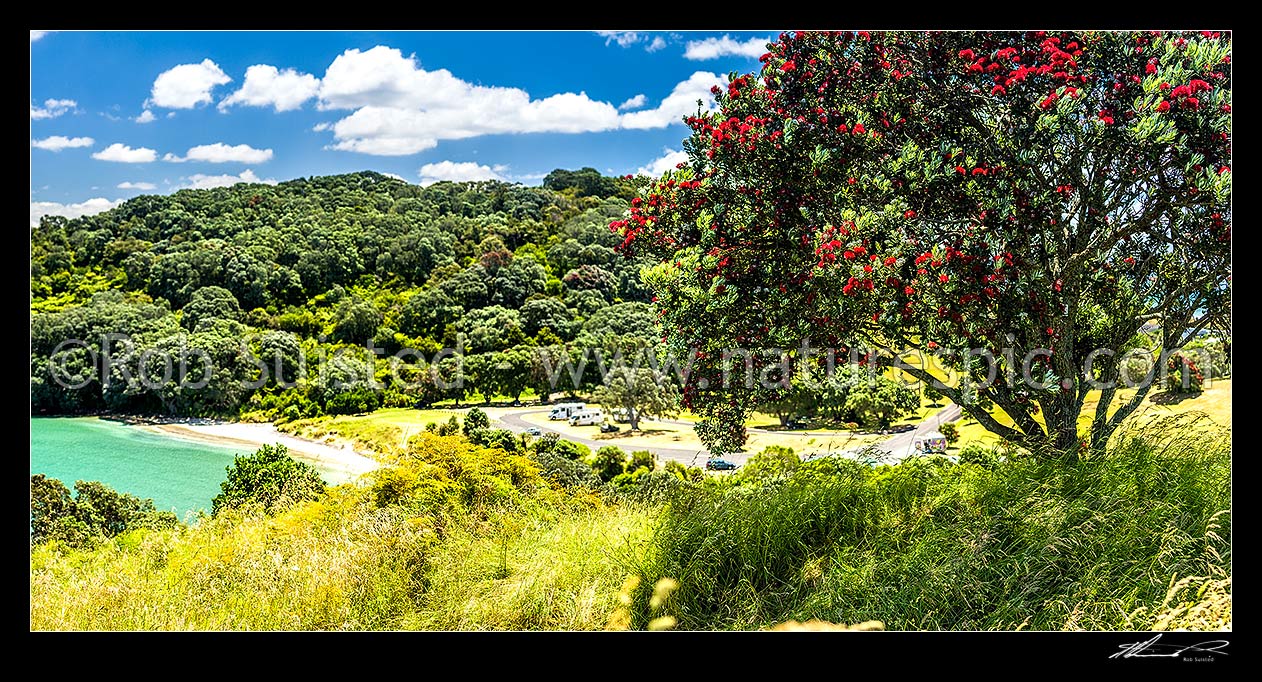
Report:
922,383,943,406
958,443,1002,469
332,298,383,345
629,450,656,472
211,444,326,516
737,445,801,482
30,474,178,548
664,459,705,483
591,367,680,430
623,30,1231,454
437,415,461,437
529,449,601,489
326,387,381,415
479,429,521,454
938,422,960,444
592,446,628,482
543,167,624,199
1183,338,1230,379
844,378,920,430
181,286,242,332
31,171,658,419
551,439,590,461
463,407,490,437
1165,352,1206,394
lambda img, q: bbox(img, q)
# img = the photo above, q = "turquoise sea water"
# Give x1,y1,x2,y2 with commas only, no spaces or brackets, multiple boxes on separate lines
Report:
30,417,331,520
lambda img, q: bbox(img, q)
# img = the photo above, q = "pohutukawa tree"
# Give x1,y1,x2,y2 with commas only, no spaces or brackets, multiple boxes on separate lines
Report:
614,30,1231,455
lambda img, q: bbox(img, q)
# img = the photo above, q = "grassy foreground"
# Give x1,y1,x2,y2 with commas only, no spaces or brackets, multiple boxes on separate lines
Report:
625,414,1230,630
31,415,1228,631
31,432,652,630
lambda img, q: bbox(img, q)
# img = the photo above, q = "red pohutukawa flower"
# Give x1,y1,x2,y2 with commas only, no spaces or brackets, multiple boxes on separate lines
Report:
1157,100,1171,112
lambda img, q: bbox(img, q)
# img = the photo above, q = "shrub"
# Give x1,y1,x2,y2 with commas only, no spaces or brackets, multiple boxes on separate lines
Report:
463,408,490,437
551,439,590,461
479,428,521,454
326,387,381,415
630,450,656,472
737,445,800,481
212,444,326,516
958,443,1001,469
529,450,601,489
30,475,178,548
939,422,959,444
437,415,461,437
1165,353,1205,394
592,446,628,482
664,459,705,483
1183,340,1230,379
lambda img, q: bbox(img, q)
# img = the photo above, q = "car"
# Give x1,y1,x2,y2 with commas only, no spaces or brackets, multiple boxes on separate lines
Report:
600,423,620,433
705,458,738,471
524,426,542,436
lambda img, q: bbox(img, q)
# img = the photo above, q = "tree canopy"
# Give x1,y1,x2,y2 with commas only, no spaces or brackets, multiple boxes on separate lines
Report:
31,170,664,418
617,30,1230,455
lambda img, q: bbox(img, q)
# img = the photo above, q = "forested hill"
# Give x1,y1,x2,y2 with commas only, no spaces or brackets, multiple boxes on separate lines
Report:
31,169,661,417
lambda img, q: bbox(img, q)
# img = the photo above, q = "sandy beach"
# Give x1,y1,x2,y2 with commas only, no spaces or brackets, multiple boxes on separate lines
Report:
140,421,381,481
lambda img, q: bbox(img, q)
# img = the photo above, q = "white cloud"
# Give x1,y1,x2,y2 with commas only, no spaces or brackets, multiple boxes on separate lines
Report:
31,135,94,151
30,197,121,227
418,161,505,186
219,64,320,112
684,35,770,60
636,149,690,177
134,109,157,124
618,94,647,111
181,169,277,190
317,46,623,155
163,143,273,164
150,59,232,109
312,46,721,155
117,181,157,190
596,31,641,47
619,71,725,129
30,98,76,120
595,31,668,52
92,143,158,163
30,30,51,42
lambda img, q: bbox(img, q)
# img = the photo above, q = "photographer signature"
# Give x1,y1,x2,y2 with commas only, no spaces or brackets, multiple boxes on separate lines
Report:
1111,634,1229,659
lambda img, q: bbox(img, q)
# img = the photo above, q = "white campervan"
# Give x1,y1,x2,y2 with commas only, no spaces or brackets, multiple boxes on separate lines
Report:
548,402,585,421
568,408,604,426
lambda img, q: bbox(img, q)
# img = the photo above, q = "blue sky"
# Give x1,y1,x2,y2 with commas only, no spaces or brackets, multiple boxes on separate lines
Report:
29,30,777,226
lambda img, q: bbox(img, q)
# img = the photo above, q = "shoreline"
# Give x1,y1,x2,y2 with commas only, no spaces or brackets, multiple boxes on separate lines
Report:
82,415,383,480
